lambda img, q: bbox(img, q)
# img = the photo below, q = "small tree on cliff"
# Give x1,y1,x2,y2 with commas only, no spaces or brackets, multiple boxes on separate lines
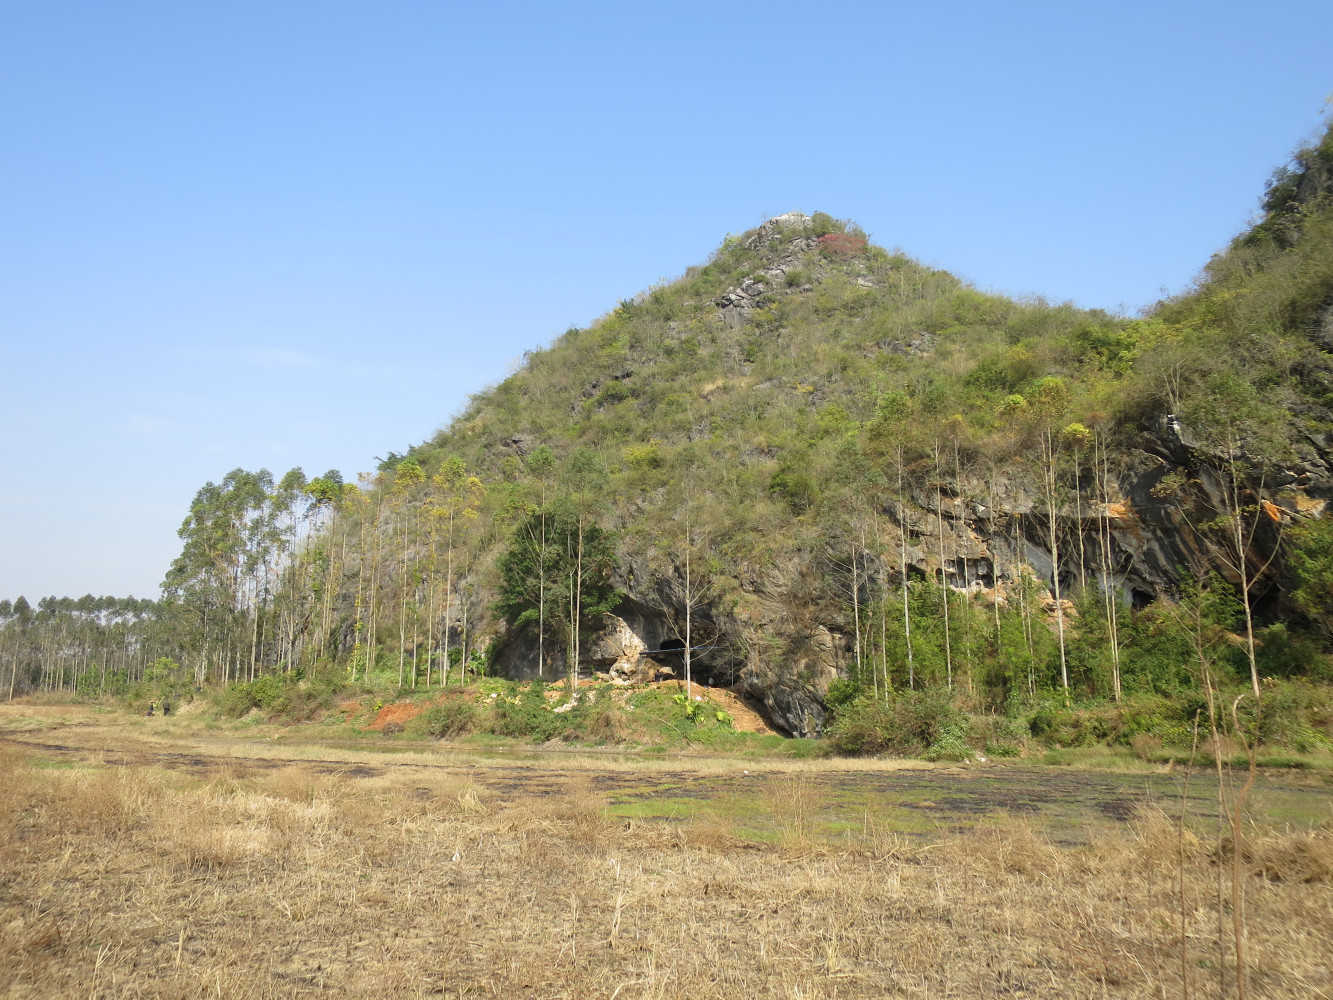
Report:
1157,372,1289,700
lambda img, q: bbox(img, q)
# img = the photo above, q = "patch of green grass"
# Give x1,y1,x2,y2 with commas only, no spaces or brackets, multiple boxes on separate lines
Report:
28,758,79,770
608,797,707,824
1041,746,1162,770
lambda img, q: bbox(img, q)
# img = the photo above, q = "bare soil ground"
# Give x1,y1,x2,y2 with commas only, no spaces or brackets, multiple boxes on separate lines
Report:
1,704,1330,999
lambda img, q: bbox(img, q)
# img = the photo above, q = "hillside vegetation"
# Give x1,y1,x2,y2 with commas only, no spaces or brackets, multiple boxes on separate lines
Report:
6,120,1333,757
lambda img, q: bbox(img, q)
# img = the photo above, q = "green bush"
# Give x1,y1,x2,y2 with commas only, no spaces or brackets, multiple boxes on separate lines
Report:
487,686,567,741
826,689,970,756
769,462,818,513
209,670,346,721
823,677,863,718
419,698,478,739
925,724,973,761
973,714,1025,757
249,674,288,713
214,682,261,719
808,212,840,237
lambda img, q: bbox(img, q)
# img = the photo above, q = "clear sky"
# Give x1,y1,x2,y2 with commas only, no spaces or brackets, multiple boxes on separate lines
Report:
2,0,1331,600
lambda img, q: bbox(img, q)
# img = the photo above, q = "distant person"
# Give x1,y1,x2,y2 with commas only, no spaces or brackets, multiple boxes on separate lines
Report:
146,701,155,717
161,701,171,716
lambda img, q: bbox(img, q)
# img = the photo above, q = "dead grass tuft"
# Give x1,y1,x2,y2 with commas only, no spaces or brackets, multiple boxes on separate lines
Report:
767,772,825,847
577,703,636,743
46,766,153,837
1130,802,1205,867
1247,826,1333,883
940,814,1069,876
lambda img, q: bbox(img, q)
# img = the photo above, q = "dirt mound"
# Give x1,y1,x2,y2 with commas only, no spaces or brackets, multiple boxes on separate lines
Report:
368,702,423,731
712,688,776,734
632,680,778,735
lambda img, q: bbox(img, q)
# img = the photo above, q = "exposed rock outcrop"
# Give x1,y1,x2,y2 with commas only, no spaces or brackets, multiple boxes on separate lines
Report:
489,406,1326,737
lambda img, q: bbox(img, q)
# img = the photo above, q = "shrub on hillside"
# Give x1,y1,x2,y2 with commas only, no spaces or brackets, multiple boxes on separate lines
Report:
816,232,867,259
825,689,971,756
419,698,478,739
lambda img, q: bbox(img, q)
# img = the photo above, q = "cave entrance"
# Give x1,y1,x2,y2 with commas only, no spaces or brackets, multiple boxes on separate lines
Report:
649,638,726,687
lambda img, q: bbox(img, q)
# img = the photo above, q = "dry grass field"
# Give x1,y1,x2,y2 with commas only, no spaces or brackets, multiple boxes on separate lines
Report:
1,706,1331,999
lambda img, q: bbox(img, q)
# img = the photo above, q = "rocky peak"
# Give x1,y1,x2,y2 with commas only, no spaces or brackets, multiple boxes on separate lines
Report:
744,212,813,248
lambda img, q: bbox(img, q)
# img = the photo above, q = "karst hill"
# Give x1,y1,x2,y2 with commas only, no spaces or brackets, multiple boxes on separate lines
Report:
9,123,1333,742
363,123,1333,733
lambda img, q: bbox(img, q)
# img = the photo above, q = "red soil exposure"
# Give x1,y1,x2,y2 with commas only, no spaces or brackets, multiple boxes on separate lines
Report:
368,702,424,731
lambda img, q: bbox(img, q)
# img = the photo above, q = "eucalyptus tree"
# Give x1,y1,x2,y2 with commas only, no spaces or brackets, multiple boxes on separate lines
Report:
930,436,954,691
390,459,426,686
271,468,311,672
944,413,976,694
1090,424,1123,702
495,449,618,692
5,597,31,700
349,471,390,680
872,389,917,690
428,458,485,686
560,448,613,690
521,447,557,679
1061,422,1092,591
649,453,719,700
305,470,348,666
1032,377,1071,694
163,468,275,685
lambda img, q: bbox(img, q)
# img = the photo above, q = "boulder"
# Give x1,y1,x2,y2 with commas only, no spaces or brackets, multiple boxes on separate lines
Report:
588,614,648,684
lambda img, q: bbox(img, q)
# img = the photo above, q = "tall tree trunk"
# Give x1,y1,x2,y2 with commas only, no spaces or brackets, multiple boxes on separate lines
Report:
850,540,861,687
896,453,914,691
953,438,973,695
934,443,953,691
684,531,692,700
1096,432,1122,702
1073,444,1086,590
8,628,20,701
352,518,367,682
425,522,436,689
1044,429,1070,694
537,508,546,680
1225,438,1265,701
394,509,405,688
442,510,454,687
410,508,420,689
573,514,585,691
368,507,383,678
987,471,1003,667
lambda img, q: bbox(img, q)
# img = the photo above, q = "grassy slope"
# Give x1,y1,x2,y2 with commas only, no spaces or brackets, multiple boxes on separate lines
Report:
402,214,1131,575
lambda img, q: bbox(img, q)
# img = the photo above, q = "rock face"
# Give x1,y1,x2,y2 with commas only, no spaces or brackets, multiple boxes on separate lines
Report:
586,614,648,684
490,407,1328,737
713,214,833,330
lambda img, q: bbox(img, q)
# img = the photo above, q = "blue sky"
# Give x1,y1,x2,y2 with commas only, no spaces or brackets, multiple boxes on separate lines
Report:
2,0,1331,599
